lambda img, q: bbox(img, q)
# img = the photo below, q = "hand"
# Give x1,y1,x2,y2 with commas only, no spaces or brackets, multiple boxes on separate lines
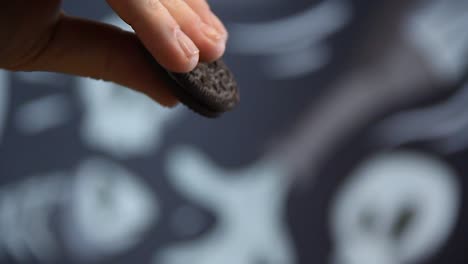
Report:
0,0,228,106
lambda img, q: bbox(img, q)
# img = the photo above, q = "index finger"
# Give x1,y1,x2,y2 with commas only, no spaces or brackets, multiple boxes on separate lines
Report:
107,0,200,73
184,0,228,38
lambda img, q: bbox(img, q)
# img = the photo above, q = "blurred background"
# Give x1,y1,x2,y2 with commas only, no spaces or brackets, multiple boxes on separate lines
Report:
0,0,468,263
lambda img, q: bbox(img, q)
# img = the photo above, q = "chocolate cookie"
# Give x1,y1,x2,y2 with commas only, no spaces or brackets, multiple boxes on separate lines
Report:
168,59,240,118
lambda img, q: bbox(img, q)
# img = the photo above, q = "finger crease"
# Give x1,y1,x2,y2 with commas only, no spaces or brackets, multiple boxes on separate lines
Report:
6,14,64,71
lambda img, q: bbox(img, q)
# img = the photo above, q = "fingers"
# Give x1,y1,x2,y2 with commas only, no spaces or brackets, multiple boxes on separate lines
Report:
160,0,226,62
8,15,178,107
107,0,200,73
107,0,228,70
184,0,228,40
3,0,230,108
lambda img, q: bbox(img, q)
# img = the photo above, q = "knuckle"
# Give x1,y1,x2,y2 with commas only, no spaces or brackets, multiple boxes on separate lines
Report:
161,0,185,10
3,22,61,71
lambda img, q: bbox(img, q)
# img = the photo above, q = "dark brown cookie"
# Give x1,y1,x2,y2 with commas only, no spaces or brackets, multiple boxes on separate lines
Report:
168,59,240,118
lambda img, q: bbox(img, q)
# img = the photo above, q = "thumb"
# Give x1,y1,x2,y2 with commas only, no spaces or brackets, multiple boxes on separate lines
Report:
7,14,178,107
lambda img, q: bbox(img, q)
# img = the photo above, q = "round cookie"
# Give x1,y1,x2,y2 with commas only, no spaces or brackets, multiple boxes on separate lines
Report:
168,59,240,118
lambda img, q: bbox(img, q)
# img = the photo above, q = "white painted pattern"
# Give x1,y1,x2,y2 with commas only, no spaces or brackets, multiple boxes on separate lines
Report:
0,173,67,262
0,158,158,263
331,151,460,264
63,157,158,261
77,14,183,158
406,0,468,82
229,0,351,79
15,94,71,134
156,146,295,264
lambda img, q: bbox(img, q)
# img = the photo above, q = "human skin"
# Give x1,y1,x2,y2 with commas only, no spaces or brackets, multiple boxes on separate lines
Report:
0,0,228,106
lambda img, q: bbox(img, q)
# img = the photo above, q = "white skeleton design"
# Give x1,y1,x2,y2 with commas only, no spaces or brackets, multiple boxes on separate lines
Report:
156,146,295,264
330,151,460,264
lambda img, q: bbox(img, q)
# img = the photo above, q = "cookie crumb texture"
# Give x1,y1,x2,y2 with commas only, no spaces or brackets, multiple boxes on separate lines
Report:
170,60,240,118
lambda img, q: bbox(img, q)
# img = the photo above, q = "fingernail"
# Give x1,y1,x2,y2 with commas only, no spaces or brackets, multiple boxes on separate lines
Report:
201,22,223,42
210,15,228,41
175,27,199,58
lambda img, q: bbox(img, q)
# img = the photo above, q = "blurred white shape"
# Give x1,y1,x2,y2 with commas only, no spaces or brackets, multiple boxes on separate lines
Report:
406,0,468,82
230,0,349,54
156,146,295,264
0,70,9,144
0,158,158,263
264,45,329,80
79,81,182,157
0,190,29,262
14,72,67,86
331,151,460,264
15,94,71,134
229,0,351,79
375,82,468,153
0,173,66,263
63,157,158,261
78,14,182,158
18,175,65,261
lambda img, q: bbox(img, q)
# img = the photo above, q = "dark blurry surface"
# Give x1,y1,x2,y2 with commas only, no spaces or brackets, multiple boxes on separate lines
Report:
0,0,467,264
